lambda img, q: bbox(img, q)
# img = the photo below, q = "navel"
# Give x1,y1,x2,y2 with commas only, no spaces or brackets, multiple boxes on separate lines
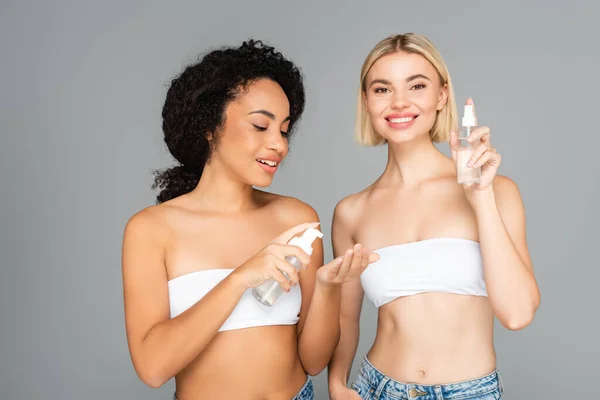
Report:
416,368,427,378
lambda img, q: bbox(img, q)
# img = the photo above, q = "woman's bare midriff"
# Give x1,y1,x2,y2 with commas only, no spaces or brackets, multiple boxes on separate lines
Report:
174,325,307,400
366,293,496,385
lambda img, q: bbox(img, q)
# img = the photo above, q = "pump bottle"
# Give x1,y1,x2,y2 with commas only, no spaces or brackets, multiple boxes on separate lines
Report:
252,228,323,307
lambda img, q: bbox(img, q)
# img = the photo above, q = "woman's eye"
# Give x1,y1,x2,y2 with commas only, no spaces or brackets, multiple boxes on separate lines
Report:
411,84,426,90
253,125,268,131
374,87,389,94
281,131,289,137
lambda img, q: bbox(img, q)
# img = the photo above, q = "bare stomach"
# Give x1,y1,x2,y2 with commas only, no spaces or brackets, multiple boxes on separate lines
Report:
367,293,496,385
174,326,307,400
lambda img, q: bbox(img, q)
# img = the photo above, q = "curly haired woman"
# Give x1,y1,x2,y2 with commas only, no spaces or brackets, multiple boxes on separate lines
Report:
121,39,378,400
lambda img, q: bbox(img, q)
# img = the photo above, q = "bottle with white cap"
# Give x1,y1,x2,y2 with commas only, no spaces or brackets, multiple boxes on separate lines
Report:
457,103,482,184
252,228,323,307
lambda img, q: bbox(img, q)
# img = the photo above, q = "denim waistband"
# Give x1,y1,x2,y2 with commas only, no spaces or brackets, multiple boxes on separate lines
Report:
356,356,502,400
173,376,313,400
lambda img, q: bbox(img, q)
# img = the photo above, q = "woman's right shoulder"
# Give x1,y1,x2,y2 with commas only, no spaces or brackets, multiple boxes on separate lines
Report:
123,203,173,243
333,188,369,231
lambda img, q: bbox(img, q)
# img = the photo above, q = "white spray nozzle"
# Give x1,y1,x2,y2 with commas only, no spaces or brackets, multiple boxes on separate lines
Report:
462,104,476,127
288,228,323,256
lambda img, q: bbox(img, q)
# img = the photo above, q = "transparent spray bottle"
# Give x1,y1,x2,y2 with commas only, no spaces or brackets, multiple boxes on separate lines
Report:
457,104,482,184
252,228,323,307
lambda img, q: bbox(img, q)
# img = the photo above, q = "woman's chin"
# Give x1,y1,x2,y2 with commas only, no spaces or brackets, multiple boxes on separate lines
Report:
383,133,417,145
250,177,274,188
383,130,430,145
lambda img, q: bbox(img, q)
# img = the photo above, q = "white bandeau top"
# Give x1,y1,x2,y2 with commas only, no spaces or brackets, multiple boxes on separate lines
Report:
168,269,302,332
360,238,488,308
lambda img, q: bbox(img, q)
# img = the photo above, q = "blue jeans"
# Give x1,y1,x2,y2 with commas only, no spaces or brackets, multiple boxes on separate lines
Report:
351,357,503,400
293,377,314,400
173,376,314,399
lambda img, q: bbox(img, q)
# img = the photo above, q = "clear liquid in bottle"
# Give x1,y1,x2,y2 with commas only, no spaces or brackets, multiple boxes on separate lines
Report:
252,256,302,307
457,126,481,184
252,228,322,307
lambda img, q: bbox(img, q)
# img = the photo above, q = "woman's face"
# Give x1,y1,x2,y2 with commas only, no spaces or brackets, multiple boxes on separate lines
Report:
364,52,448,144
211,78,291,187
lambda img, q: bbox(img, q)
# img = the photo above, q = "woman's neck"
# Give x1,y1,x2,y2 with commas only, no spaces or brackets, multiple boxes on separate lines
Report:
188,162,257,214
379,134,453,188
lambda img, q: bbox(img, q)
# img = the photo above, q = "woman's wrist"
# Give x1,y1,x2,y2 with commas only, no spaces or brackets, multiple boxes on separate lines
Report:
467,186,496,213
329,380,349,395
224,269,252,294
314,277,344,293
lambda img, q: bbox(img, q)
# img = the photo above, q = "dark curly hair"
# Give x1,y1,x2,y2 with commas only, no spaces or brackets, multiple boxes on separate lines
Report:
151,39,305,204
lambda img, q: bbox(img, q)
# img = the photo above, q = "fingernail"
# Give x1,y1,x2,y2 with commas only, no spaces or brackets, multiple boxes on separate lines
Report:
335,257,343,265
346,250,353,256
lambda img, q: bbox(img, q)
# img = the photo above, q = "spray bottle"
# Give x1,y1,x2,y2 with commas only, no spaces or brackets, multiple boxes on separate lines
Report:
457,104,482,184
252,228,323,307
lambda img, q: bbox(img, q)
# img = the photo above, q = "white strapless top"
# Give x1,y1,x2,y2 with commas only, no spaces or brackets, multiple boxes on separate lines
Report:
360,238,488,308
168,269,302,332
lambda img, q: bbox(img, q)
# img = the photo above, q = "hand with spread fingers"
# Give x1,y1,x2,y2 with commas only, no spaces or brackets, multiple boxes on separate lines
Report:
449,97,502,195
316,243,379,287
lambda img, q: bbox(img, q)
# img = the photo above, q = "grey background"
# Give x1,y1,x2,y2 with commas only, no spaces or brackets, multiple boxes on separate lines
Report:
1,0,598,398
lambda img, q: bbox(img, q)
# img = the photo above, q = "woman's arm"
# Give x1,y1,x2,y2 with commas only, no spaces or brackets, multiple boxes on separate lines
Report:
291,199,374,377
450,101,540,330
289,202,341,376
122,210,248,388
327,199,366,398
296,225,343,375
471,176,540,330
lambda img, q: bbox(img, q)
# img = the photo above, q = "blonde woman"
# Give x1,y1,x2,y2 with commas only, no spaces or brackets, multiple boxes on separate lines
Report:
328,33,540,400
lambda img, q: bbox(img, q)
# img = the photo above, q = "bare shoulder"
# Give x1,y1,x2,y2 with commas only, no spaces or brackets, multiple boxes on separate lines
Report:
124,193,202,233
123,203,173,245
493,174,520,190
255,190,320,224
333,187,371,230
492,174,524,206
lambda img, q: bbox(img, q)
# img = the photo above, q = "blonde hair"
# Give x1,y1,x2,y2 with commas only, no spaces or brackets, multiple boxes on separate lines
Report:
356,33,457,146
